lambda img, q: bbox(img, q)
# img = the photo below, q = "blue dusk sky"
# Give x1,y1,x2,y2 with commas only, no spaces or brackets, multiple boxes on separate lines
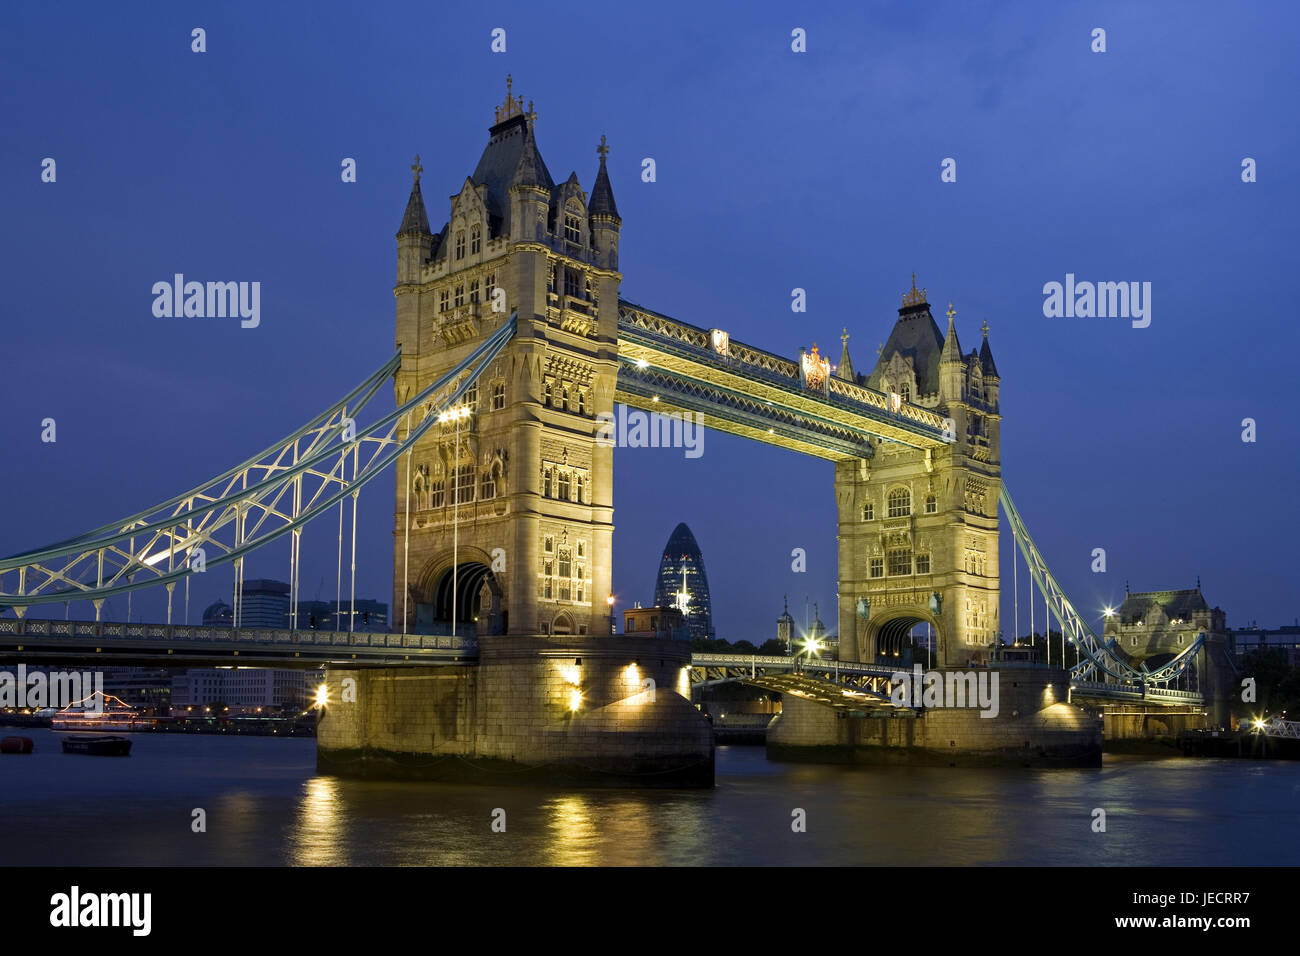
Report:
1,1,1297,640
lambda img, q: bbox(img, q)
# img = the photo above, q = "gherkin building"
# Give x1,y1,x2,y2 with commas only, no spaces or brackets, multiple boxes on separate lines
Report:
653,522,715,641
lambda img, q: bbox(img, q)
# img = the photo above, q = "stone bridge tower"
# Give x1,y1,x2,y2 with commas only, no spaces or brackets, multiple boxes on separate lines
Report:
834,278,1002,667
393,77,622,638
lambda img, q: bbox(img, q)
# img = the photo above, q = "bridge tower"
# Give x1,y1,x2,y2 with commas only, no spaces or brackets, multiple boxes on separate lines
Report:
834,278,1002,667
393,77,622,638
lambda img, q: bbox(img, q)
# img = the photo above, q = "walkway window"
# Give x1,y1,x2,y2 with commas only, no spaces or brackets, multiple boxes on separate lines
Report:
862,502,874,521
887,488,911,518
900,382,911,402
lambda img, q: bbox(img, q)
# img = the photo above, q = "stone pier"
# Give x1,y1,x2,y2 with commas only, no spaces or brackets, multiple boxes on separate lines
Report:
767,668,1102,767
316,634,714,787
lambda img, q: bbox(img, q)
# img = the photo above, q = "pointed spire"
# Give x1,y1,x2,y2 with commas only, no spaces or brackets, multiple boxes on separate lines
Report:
397,154,431,236
589,134,620,219
511,117,550,189
979,319,1000,378
940,302,963,363
835,327,855,380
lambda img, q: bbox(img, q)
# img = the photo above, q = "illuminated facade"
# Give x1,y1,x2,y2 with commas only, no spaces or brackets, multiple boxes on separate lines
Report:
394,77,621,637
835,277,1003,667
652,522,715,642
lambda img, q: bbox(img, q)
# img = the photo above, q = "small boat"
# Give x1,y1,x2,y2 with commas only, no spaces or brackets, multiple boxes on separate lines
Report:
61,735,132,756
0,736,34,755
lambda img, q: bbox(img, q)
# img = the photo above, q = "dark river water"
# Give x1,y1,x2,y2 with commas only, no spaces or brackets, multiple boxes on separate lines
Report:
1,729,1296,866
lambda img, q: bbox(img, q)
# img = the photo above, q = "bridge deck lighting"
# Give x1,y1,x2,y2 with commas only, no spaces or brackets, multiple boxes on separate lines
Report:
635,358,649,369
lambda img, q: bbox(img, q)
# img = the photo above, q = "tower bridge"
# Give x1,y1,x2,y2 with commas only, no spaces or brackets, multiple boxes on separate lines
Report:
0,79,1234,780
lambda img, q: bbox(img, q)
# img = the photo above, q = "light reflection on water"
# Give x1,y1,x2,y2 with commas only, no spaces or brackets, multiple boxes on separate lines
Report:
2,729,1297,866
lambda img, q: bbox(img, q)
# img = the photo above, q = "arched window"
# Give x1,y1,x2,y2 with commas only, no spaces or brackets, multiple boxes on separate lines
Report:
481,469,495,500
577,389,586,416
900,381,911,402
455,231,465,260
557,470,571,501
861,502,874,521
470,225,481,255
887,487,911,518
542,467,553,498
431,480,445,509
924,494,937,514
491,382,505,410
575,473,585,504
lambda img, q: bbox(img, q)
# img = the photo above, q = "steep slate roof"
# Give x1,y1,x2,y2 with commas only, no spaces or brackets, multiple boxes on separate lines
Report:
980,329,999,378
468,113,554,237
589,154,619,218
836,334,855,381
1119,589,1209,625
867,303,947,396
397,180,431,236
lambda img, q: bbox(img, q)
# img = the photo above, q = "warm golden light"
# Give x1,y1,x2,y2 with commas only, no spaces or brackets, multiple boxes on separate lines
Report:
623,663,640,687
559,665,581,687
568,688,582,711
799,636,824,659
315,684,329,708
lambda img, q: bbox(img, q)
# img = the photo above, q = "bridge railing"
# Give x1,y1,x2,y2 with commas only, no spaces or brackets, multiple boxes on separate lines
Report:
1070,679,1204,704
0,618,479,653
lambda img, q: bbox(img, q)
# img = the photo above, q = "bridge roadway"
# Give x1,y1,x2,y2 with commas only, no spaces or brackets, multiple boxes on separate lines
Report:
0,623,1207,708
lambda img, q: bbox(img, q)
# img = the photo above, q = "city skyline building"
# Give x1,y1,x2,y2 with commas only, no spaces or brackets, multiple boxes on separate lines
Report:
653,522,715,642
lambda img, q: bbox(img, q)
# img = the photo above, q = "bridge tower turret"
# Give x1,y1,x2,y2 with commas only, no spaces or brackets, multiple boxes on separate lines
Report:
834,278,1002,667
393,77,622,639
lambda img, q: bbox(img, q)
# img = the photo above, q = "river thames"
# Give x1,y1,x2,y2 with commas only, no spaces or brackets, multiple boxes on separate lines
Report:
2,731,1296,866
